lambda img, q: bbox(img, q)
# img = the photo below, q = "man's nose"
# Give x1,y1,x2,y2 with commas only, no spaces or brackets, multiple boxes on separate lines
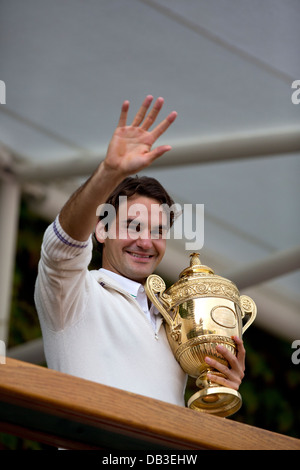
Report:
136,231,153,249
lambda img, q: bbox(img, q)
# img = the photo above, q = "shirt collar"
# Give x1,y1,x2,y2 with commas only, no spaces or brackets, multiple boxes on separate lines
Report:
98,268,160,316
99,268,141,296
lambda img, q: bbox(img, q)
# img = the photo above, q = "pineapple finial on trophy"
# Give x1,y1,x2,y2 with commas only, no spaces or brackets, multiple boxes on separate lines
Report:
190,252,201,266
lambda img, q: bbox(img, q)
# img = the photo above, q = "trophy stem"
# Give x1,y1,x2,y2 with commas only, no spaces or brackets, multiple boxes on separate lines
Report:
187,369,242,417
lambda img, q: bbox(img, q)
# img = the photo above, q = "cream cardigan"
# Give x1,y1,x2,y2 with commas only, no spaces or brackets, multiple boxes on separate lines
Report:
34,216,187,406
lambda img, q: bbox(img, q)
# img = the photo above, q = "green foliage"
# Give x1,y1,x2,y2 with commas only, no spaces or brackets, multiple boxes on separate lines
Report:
234,327,300,439
8,201,48,348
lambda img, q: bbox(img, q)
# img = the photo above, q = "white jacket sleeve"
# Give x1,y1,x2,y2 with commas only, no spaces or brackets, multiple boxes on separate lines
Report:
34,215,93,331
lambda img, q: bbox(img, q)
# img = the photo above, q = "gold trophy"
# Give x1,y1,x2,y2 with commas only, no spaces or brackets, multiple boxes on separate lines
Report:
145,253,256,417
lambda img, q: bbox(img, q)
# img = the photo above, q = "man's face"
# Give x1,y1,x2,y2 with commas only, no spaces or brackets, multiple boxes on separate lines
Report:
95,195,168,284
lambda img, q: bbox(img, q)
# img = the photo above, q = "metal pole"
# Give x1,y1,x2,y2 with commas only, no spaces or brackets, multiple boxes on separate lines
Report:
12,126,300,182
222,246,300,290
0,177,20,343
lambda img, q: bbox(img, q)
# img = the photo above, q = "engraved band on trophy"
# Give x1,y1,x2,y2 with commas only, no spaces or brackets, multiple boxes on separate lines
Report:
145,253,257,418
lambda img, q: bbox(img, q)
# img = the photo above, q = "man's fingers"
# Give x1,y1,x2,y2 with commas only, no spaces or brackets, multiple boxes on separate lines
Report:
117,100,130,127
131,95,154,127
146,145,172,163
216,344,245,374
232,336,246,369
205,355,230,376
118,96,177,143
206,372,241,390
150,111,178,141
205,355,244,390
140,96,164,130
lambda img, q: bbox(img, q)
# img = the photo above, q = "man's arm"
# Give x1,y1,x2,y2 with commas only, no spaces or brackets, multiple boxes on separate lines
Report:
59,95,177,241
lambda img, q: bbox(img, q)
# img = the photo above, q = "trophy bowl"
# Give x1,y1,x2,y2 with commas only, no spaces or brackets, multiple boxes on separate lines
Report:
145,253,257,417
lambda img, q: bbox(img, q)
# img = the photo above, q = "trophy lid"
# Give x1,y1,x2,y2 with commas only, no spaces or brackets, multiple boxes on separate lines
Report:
179,253,215,278
164,252,241,307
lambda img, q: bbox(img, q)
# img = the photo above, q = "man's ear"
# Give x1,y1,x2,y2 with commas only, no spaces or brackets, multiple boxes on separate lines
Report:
95,220,107,244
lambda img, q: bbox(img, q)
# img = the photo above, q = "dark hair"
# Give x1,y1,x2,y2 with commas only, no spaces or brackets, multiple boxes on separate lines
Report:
93,175,175,254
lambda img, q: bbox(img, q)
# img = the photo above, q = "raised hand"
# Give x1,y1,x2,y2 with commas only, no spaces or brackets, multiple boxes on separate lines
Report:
59,96,177,241
104,95,177,176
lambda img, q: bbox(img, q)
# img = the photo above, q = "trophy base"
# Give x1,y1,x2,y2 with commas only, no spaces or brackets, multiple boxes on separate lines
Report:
187,387,242,417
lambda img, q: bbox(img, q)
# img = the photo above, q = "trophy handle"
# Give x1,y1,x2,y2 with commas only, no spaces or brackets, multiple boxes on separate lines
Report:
240,295,257,334
145,274,174,327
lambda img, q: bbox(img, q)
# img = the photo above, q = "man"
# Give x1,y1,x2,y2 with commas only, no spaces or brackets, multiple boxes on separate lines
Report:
35,95,245,406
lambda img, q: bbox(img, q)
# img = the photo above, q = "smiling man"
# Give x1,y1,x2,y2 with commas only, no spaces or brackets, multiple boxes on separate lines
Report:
95,192,169,283
35,96,246,406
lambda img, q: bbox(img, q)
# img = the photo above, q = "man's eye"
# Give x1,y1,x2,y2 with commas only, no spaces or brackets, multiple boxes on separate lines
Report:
127,222,141,232
151,227,165,238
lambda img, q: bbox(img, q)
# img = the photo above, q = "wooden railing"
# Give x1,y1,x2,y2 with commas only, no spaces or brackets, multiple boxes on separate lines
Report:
0,358,299,450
